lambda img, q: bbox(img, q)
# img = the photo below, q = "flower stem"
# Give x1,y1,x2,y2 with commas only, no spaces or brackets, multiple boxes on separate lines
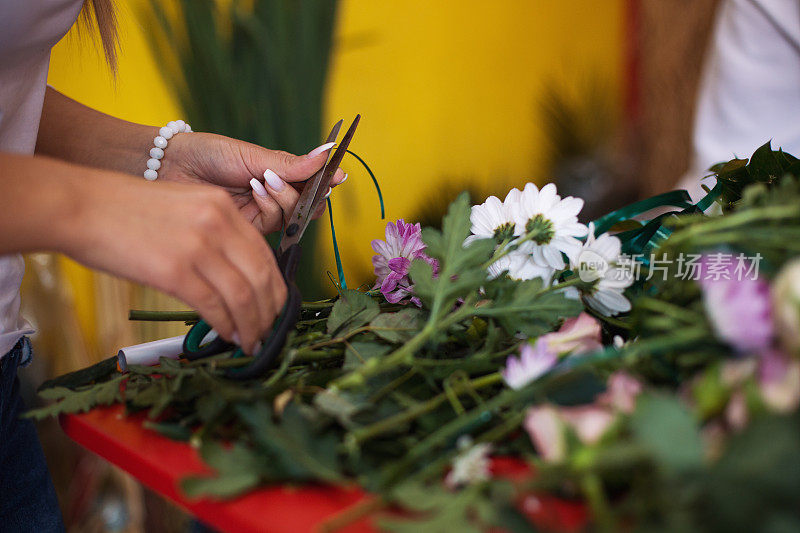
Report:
331,302,474,390
667,204,799,246
542,276,583,294
128,310,199,322
317,496,386,533
581,473,615,531
347,372,502,445
332,322,437,390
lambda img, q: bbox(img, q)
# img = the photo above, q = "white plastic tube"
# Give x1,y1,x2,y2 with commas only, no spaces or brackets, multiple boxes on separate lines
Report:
117,335,186,372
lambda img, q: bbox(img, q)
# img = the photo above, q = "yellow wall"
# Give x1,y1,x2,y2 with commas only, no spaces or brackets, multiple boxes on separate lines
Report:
323,2,624,284
49,0,623,326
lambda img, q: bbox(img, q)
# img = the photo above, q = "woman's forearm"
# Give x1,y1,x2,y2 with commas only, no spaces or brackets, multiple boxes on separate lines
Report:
0,152,95,255
35,87,158,177
0,150,292,350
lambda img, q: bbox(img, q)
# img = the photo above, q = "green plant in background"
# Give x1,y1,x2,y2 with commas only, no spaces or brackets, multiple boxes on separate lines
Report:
145,0,339,296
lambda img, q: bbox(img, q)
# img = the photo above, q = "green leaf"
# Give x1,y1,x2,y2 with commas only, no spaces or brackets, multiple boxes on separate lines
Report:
313,388,368,427
143,421,192,441
37,356,118,392
701,413,800,531
236,402,342,483
382,482,490,533
196,394,228,423
478,278,582,336
343,341,391,371
630,393,703,473
181,472,261,499
327,289,380,336
181,441,264,498
26,377,125,420
410,192,494,311
370,309,422,343
748,141,783,183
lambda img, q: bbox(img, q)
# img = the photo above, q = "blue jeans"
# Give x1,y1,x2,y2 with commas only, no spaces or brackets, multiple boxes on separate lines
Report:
0,338,65,532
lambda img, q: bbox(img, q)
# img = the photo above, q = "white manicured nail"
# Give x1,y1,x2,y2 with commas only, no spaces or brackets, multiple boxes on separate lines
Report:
232,333,241,345
263,169,285,191
324,187,332,199
334,173,348,188
307,142,335,158
250,178,268,197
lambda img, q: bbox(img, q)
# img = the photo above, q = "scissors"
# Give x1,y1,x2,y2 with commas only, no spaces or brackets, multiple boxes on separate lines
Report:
182,115,360,379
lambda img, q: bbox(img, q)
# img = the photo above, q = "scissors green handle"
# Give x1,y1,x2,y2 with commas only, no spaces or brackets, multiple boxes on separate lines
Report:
182,244,302,379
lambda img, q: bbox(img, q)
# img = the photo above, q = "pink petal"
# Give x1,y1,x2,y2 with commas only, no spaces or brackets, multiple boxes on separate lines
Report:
598,371,642,413
540,312,602,356
388,256,412,275
559,405,615,445
524,406,566,463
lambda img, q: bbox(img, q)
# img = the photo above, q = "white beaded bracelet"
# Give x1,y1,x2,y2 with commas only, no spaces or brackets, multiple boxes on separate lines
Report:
143,120,192,181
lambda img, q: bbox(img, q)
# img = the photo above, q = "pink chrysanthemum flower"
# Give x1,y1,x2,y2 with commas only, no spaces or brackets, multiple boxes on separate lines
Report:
698,255,773,353
502,338,558,389
372,219,438,305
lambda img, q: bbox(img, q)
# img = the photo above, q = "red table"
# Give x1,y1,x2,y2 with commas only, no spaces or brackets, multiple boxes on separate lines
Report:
61,406,587,532
61,406,376,533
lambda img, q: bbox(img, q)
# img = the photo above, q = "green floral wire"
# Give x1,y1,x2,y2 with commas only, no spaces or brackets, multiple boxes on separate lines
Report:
326,150,385,291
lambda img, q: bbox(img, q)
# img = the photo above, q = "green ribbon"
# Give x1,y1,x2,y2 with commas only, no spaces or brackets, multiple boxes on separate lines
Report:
592,190,693,235
325,150,386,291
591,182,724,267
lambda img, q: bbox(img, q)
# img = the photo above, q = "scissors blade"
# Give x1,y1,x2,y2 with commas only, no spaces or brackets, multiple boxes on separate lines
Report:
279,115,360,253
310,114,360,209
279,120,343,252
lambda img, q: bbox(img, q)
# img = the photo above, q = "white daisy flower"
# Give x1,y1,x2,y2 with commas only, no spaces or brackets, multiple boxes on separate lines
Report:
567,222,634,316
511,183,588,270
466,189,520,246
444,436,492,488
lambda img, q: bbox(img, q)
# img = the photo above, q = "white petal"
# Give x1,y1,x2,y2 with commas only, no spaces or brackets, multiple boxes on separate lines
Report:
594,289,631,315
592,234,622,259
542,245,565,270
536,184,560,211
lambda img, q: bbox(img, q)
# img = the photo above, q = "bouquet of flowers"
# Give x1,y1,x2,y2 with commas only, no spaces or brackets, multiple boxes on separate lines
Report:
31,143,800,531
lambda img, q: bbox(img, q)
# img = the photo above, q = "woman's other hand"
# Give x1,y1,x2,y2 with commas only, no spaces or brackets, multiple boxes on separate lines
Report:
59,172,288,354
159,132,347,234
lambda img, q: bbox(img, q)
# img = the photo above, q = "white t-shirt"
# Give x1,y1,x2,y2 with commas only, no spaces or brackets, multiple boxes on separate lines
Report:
0,0,83,358
682,0,800,199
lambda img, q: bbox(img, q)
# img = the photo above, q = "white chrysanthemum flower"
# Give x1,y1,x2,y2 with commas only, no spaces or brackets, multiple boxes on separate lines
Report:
468,189,554,284
567,222,634,316
487,245,554,283
444,436,492,488
466,189,520,246
510,183,588,270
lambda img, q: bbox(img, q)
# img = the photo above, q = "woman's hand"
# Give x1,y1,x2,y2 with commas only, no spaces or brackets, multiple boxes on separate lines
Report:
158,132,347,234
59,171,289,354
36,90,347,235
